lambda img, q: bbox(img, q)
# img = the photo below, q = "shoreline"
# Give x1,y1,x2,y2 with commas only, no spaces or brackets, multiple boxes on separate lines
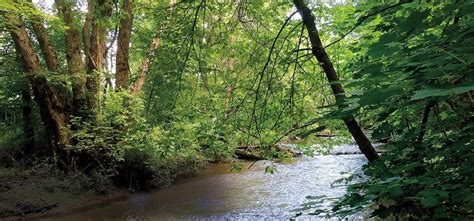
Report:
0,160,212,220
1,148,300,220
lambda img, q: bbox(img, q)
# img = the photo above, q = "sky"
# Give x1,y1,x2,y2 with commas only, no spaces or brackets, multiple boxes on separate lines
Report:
33,0,87,13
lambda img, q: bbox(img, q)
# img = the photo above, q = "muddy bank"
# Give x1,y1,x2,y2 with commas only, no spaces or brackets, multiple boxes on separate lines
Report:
0,167,130,220
0,143,299,219
0,160,205,220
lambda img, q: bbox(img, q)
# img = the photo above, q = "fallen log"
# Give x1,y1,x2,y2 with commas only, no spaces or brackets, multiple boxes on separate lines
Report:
234,144,302,160
234,148,265,160
314,133,336,138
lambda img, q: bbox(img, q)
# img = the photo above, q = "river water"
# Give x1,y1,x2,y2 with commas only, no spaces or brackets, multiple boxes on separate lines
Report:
39,144,368,220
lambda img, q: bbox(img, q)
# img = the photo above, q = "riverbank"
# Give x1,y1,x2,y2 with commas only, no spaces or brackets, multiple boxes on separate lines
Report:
0,165,127,220
0,149,295,219
0,159,207,220
1,142,369,219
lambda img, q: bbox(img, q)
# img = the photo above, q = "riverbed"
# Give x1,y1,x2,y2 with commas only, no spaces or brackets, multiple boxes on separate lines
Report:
37,144,368,220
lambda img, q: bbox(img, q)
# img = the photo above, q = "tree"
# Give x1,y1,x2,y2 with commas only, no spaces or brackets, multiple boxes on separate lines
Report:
116,0,134,90
292,0,379,162
1,0,129,156
5,11,69,153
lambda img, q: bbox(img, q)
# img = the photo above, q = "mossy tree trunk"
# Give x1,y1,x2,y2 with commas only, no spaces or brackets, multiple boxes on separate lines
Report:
116,0,134,90
6,13,69,153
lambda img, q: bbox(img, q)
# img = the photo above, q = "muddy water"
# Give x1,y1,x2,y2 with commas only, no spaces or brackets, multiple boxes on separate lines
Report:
39,145,368,220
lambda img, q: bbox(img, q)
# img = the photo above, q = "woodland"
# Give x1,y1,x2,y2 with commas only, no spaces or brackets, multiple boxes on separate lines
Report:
0,0,473,219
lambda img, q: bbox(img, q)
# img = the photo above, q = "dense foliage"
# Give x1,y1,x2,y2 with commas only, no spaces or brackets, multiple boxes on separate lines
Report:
0,0,472,219
329,1,474,219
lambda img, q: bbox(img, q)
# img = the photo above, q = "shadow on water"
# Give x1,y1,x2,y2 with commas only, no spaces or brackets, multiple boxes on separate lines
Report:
37,144,369,221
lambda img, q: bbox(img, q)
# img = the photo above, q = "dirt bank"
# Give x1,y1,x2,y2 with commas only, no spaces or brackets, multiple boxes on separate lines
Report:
0,166,129,220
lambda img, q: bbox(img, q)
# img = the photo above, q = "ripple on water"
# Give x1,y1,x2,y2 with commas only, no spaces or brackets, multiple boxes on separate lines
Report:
40,145,369,221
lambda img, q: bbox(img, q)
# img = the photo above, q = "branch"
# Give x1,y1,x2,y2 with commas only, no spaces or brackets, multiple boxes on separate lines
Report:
131,1,180,93
416,100,435,144
172,0,204,109
26,0,60,73
250,11,298,138
272,117,323,146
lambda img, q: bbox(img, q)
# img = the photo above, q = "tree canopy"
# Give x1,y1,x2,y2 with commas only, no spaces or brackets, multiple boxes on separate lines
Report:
0,0,473,219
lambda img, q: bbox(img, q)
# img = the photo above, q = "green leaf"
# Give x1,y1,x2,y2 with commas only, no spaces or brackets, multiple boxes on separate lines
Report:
357,86,404,106
418,189,448,208
368,33,398,58
398,10,430,33
264,166,277,174
410,83,474,101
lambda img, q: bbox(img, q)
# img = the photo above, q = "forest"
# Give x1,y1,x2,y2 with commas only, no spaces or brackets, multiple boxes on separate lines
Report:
0,0,473,219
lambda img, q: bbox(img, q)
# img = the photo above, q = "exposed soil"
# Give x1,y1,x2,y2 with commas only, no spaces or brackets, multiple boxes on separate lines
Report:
0,167,129,220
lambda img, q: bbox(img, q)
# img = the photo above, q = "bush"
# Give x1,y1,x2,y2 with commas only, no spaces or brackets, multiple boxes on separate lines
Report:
0,125,25,167
67,91,230,190
332,100,474,219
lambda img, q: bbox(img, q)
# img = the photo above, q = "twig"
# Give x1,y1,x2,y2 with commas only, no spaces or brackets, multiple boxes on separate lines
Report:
172,0,204,109
249,11,298,139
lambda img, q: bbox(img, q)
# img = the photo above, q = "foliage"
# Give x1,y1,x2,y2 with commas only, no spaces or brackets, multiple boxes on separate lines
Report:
65,90,242,189
1,0,472,219
329,1,474,219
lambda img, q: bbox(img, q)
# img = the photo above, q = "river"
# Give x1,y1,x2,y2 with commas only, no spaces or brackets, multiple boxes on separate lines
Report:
38,144,369,220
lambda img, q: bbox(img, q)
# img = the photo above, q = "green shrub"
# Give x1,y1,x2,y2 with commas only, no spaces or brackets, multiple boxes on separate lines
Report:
68,91,227,190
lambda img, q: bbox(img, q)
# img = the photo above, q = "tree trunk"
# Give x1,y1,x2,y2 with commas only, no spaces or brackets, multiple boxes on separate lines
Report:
27,4,60,73
5,12,69,153
82,0,93,57
130,0,179,93
292,0,379,162
57,0,87,117
27,1,72,111
22,87,35,154
131,37,160,93
85,0,113,109
467,91,474,112
115,0,134,90
13,30,35,154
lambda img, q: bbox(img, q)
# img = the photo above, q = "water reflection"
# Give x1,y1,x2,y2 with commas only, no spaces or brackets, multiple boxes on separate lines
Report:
38,145,368,220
